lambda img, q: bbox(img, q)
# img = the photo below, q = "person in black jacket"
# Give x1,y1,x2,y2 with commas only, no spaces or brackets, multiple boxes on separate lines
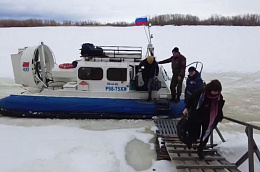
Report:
138,56,159,101
158,47,186,102
183,80,225,159
184,66,204,103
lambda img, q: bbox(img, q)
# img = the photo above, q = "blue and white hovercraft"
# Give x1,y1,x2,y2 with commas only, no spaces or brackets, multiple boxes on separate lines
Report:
0,26,187,119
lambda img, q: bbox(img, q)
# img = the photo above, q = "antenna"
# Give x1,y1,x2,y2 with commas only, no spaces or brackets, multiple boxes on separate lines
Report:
144,23,154,57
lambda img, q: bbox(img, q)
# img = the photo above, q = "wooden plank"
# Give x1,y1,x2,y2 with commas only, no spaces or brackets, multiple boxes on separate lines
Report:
170,156,225,161
176,164,237,169
225,168,241,172
168,145,202,172
181,152,201,172
164,138,183,142
163,134,178,137
206,160,228,172
165,140,183,144
182,147,203,172
163,135,179,138
189,152,217,172
219,160,241,172
188,161,203,172
168,149,218,154
194,160,214,172
166,143,195,148
167,145,188,172
167,144,232,171
166,143,218,148
162,134,178,137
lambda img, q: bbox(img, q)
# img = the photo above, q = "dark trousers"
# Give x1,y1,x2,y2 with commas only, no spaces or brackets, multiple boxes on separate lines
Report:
170,75,184,99
147,77,153,99
198,124,213,153
188,116,201,144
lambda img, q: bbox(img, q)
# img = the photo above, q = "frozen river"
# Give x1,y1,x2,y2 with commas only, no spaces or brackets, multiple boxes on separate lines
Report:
0,26,259,172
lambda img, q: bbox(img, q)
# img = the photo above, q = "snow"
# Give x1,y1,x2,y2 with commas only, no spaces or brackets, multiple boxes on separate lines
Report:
0,125,153,172
0,26,260,172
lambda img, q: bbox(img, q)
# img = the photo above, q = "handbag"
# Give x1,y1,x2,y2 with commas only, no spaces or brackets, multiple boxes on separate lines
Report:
177,116,193,147
151,77,161,91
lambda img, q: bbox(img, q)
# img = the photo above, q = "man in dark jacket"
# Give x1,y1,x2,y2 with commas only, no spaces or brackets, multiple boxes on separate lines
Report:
185,66,204,103
158,47,186,102
183,80,225,159
139,56,159,101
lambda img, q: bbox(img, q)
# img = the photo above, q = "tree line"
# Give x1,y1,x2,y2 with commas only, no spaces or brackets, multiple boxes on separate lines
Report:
1,14,260,27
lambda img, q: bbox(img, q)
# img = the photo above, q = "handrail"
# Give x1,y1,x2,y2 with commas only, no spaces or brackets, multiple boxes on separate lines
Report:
224,116,260,130
212,116,260,172
186,61,203,74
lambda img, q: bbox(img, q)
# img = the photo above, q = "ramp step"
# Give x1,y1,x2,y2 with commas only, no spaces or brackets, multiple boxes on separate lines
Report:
155,119,241,172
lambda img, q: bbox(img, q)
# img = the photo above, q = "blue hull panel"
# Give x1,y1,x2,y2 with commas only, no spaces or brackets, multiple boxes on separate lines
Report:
0,95,185,118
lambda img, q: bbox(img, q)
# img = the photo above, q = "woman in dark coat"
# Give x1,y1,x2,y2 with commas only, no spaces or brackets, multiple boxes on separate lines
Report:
183,79,225,159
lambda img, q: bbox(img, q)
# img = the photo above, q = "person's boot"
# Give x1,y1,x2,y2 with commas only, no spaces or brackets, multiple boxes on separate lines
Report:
170,95,176,102
197,147,205,159
187,143,192,149
147,94,152,102
174,96,180,103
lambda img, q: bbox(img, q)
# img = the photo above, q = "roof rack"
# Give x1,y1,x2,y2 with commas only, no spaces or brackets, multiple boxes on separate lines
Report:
101,46,142,59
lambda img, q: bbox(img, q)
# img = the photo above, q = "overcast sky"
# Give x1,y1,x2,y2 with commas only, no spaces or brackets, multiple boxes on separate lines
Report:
0,0,260,23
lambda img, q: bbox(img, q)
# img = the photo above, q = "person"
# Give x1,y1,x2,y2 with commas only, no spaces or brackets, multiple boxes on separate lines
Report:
158,47,186,102
183,79,225,159
138,56,159,101
184,66,204,103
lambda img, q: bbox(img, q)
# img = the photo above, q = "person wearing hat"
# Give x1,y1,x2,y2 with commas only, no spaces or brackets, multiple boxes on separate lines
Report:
158,47,186,102
184,66,204,103
138,56,159,101
183,79,225,159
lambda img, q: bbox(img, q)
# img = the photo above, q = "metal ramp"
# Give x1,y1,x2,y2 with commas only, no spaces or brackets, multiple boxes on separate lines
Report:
155,119,241,172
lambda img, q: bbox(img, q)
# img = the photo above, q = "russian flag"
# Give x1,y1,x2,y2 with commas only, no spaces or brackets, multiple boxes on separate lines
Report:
135,17,148,26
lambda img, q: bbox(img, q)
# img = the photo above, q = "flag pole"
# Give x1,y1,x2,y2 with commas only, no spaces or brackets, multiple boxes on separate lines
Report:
147,23,154,56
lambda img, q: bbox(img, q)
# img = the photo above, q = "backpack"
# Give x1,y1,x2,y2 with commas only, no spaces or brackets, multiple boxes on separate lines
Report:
177,116,201,147
177,116,193,147
80,43,104,57
80,43,95,57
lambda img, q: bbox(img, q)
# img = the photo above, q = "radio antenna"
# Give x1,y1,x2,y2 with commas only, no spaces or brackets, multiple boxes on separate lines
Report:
144,23,154,57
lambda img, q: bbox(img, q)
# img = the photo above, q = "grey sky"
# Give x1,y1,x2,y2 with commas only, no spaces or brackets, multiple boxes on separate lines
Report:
0,0,259,23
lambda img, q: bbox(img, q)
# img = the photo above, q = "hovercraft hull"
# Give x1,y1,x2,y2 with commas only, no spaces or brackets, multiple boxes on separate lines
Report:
0,95,185,119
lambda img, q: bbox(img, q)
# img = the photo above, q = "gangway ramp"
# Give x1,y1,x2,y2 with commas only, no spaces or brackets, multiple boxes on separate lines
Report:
154,118,241,172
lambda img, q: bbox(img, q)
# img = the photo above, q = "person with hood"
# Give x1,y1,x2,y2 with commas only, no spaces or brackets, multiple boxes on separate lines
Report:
158,47,186,102
185,66,204,103
183,79,225,159
138,56,159,101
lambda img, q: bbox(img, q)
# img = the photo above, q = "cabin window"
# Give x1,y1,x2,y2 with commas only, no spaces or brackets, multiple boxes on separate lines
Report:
107,68,127,81
78,67,103,80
